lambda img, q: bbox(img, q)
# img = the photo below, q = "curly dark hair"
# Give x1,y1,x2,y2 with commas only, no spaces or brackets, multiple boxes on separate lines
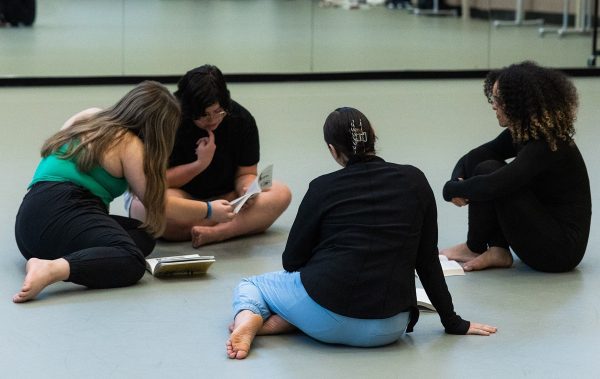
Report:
483,61,578,151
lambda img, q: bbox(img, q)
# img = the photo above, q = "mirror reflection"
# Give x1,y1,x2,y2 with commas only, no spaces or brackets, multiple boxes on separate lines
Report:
0,0,594,78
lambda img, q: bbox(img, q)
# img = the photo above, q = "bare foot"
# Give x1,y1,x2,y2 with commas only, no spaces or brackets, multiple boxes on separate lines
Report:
440,243,480,262
257,315,297,335
13,258,70,303
191,226,223,248
463,246,513,272
226,310,263,359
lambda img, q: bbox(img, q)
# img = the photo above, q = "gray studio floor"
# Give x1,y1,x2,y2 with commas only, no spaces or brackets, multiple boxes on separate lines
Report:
1,78,599,378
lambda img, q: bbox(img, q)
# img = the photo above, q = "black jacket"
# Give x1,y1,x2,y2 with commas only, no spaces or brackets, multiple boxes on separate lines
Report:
283,156,469,334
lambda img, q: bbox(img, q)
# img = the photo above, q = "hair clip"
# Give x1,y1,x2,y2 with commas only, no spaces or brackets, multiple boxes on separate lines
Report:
350,119,367,154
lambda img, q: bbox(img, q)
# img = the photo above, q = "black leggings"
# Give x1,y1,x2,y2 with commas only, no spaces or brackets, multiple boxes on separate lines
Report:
15,181,155,288
466,160,585,272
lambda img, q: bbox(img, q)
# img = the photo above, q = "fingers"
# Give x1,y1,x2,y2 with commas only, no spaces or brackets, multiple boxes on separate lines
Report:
451,199,465,207
467,322,497,336
451,197,469,207
211,199,236,223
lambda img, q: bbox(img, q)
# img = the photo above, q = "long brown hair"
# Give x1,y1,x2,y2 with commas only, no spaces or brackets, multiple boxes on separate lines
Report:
41,81,180,236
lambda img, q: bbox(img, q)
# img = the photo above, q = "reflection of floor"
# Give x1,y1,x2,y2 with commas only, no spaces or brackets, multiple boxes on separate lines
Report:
1,78,599,377
0,0,594,77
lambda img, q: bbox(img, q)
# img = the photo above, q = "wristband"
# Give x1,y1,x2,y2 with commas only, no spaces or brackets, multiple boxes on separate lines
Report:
205,201,212,219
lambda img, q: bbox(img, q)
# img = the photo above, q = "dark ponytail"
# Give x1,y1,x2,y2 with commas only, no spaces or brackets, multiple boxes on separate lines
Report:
323,107,376,159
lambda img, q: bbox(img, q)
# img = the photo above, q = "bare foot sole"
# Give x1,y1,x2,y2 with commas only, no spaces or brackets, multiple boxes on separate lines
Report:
191,226,222,248
440,243,480,262
13,258,65,303
226,310,263,359
463,247,513,272
258,315,297,335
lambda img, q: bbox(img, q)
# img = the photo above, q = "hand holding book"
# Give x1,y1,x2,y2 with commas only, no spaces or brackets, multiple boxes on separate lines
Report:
230,164,273,214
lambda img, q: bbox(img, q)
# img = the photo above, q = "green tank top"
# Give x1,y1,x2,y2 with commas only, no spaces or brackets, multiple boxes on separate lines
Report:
29,144,128,207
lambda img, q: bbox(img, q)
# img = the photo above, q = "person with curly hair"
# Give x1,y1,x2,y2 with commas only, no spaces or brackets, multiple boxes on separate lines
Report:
440,61,591,273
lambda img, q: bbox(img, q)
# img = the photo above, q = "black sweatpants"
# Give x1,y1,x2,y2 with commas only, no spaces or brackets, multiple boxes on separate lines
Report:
15,181,155,288
466,160,585,272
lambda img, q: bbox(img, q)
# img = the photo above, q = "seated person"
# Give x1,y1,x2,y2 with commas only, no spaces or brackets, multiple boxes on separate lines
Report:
130,64,291,247
13,81,233,303
441,61,591,273
226,107,496,359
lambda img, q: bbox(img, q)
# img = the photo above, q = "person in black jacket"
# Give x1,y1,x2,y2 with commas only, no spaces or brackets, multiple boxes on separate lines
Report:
226,107,496,359
441,61,591,273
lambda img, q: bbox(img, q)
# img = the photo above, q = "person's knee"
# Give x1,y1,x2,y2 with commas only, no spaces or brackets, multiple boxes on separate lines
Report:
135,233,156,257
275,182,292,212
119,260,146,286
473,160,505,176
118,247,147,285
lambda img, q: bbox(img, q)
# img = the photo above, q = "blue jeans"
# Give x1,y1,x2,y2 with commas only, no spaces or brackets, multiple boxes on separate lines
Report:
232,271,410,347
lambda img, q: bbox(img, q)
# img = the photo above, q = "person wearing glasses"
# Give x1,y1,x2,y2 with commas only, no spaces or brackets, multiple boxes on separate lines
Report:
13,81,235,303
226,107,496,359
440,61,591,273
130,65,291,247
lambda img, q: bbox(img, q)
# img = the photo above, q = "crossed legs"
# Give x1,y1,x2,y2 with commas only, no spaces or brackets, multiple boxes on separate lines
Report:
132,181,291,247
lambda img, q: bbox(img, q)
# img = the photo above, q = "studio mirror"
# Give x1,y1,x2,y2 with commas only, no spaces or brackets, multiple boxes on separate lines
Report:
487,0,594,68
0,0,595,78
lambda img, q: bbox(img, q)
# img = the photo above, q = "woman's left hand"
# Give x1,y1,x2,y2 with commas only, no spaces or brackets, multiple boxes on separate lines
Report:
466,322,497,336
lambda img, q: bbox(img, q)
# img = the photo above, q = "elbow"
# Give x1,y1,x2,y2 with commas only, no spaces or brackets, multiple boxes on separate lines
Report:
442,182,454,202
282,260,298,273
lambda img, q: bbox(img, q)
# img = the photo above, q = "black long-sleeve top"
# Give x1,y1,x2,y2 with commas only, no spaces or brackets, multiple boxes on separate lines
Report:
443,129,591,252
282,156,469,334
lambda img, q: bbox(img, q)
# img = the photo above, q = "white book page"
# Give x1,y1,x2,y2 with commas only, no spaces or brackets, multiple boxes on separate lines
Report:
145,254,215,274
438,255,465,276
415,255,465,278
416,288,436,312
230,165,273,213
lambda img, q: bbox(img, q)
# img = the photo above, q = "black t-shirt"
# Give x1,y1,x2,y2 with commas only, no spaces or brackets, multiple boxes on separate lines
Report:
169,100,260,199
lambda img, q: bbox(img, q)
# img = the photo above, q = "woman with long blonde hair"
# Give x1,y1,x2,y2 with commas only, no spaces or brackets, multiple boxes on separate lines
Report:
13,81,234,303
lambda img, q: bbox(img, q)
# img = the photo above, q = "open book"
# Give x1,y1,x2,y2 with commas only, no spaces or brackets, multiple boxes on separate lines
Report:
416,287,436,312
145,254,215,277
415,255,465,278
438,255,465,276
229,164,273,214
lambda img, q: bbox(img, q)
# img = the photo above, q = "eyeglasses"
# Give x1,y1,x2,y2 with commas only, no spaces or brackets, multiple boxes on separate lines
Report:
198,110,227,122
